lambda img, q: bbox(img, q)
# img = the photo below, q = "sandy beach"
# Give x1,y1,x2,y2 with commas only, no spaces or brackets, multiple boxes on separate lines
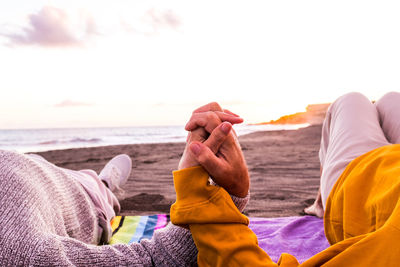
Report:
36,124,322,218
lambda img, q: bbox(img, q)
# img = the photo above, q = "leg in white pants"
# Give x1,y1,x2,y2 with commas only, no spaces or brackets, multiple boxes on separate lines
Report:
375,91,400,144
26,153,120,244
65,168,120,244
319,92,390,208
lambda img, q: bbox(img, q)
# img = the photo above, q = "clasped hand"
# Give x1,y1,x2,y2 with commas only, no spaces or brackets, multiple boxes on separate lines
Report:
178,102,249,198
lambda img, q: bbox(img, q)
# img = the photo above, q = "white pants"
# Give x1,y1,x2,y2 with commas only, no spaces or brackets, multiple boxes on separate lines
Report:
27,154,119,244
64,168,120,244
320,92,400,208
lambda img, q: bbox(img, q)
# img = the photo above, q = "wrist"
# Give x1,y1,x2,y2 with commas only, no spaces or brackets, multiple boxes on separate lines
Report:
209,178,250,212
229,182,250,198
178,149,199,170
230,192,250,212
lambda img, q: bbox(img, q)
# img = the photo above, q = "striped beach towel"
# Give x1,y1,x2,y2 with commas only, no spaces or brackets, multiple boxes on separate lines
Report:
109,214,169,245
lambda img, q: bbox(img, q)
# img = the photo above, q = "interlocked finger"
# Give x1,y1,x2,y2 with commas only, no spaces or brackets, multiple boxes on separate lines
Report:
185,111,243,133
203,122,232,154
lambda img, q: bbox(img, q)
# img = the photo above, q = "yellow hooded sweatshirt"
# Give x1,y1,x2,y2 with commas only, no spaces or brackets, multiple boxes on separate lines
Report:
170,144,400,266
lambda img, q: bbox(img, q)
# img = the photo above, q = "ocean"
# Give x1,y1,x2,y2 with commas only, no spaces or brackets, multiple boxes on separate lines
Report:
0,123,309,153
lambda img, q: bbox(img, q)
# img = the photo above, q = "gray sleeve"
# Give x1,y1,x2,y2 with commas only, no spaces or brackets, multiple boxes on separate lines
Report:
27,221,196,267
231,192,250,212
31,233,154,266
30,195,249,267
140,191,250,266
31,228,195,267
140,223,198,266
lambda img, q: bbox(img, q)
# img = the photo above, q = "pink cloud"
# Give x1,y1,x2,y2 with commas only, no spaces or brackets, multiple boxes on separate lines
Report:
1,6,97,47
54,100,93,107
122,8,181,35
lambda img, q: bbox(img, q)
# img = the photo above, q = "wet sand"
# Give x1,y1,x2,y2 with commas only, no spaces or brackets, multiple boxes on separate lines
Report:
36,124,322,218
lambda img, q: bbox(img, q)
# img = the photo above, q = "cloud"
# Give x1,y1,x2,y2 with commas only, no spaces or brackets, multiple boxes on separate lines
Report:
146,8,181,30
121,8,181,35
1,6,98,47
54,100,93,107
1,6,180,46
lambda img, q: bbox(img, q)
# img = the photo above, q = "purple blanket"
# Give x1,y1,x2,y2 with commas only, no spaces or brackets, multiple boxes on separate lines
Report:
249,216,330,263
110,215,330,263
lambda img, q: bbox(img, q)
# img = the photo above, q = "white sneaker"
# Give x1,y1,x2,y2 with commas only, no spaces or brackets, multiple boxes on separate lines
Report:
99,154,132,192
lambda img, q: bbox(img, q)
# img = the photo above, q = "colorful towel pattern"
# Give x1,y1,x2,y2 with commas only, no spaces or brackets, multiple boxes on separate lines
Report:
109,215,329,263
109,214,169,245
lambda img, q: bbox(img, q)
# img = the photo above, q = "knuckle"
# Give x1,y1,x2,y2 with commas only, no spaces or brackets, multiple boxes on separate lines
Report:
198,117,207,127
207,112,221,124
209,102,222,111
211,114,221,125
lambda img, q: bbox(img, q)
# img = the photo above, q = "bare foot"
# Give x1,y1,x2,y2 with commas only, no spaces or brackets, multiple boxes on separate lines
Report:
304,188,324,218
304,202,324,218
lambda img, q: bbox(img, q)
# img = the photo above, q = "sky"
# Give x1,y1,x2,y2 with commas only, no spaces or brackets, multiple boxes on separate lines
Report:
0,0,399,129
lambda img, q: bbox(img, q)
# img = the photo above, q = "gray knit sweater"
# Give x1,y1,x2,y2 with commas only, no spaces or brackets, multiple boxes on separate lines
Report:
0,150,249,266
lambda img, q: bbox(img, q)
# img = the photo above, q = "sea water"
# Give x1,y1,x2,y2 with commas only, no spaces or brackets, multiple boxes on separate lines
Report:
0,124,309,153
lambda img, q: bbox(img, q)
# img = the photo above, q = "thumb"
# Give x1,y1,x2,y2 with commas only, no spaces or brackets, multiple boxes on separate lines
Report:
189,142,224,177
203,122,232,154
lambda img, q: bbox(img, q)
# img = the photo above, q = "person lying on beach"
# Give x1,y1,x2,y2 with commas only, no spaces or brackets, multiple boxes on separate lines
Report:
304,91,400,219
0,104,246,266
172,92,400,266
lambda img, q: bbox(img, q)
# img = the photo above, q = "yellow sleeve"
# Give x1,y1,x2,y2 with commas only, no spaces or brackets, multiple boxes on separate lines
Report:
170,166,299,267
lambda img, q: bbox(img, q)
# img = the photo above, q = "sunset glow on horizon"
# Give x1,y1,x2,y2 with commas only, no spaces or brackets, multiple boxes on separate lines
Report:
1,1,399,129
